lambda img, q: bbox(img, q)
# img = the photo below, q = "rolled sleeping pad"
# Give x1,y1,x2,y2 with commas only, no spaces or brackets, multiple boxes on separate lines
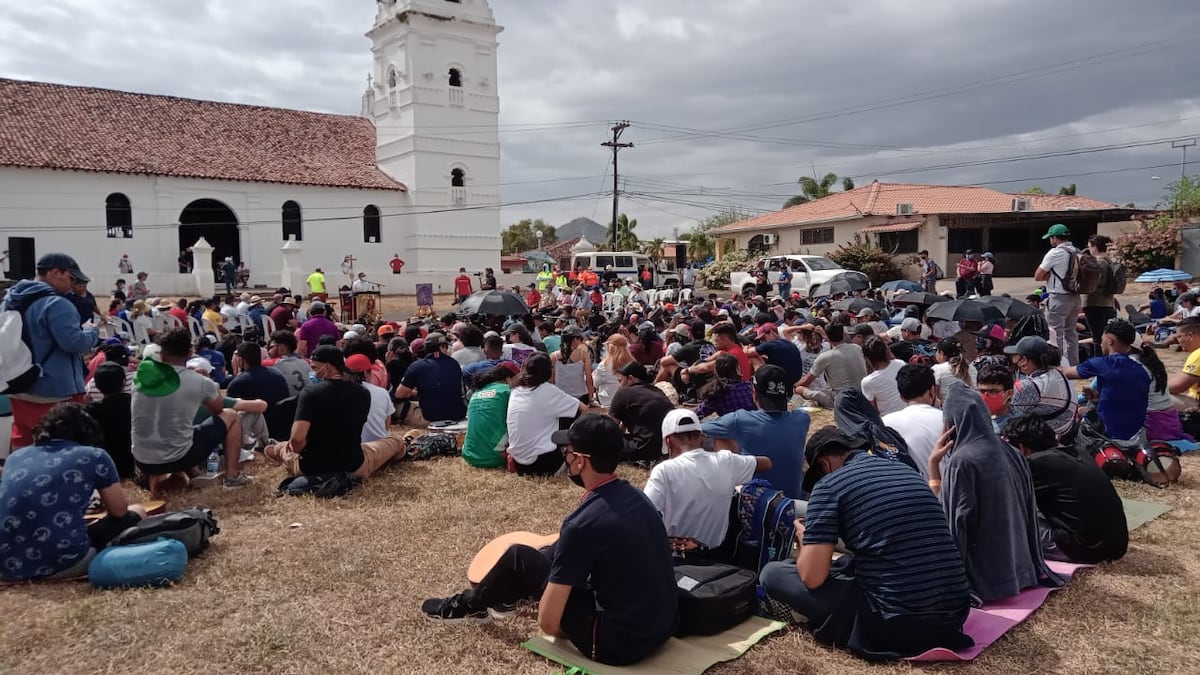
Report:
88,538,188,589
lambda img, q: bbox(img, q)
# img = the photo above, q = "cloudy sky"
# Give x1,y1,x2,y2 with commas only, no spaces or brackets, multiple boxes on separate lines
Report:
2,0,1198,238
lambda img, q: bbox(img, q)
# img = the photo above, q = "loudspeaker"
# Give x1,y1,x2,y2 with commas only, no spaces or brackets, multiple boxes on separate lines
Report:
675,242,688,269
6,237,35,280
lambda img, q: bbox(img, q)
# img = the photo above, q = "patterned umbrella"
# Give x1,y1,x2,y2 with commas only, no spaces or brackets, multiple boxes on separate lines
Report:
880,279,924,293
1135,269,1192,283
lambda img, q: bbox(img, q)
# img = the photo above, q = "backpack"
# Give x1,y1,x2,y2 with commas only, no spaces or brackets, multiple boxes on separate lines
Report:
724,479,796,576
673,564,758,637
1106,259,1128,295
111,507,220,557
89,539,188,589
931,260,945,280
1076,418,1181,488
1053,250,1101,294
403,430,460,460
0,288,55,395
277,472,359,498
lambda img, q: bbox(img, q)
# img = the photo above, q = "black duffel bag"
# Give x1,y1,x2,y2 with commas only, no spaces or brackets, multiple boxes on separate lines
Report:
674,563,757,636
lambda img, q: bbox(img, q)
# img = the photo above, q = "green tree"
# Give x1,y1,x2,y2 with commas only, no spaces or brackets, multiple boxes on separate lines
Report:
681,207,752,261
500,218,556,254
1058,183,1077,196
606,213,640,251
784,172,847,208
643,237,666,263
1022,186,1047,194
1161,174,1200,219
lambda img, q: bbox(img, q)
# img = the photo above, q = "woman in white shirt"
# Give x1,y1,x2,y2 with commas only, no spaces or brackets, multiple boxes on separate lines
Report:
860,337,907,416
127,300,156,345
505,354,589,477
933,336,977,405
593,333,634,407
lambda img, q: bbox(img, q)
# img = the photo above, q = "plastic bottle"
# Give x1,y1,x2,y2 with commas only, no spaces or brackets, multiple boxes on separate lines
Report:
206,450,220,475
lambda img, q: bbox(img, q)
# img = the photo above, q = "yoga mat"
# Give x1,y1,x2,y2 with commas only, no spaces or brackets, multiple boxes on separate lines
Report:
522,616,785,675
907,561,1087,662
1122,498,1172,531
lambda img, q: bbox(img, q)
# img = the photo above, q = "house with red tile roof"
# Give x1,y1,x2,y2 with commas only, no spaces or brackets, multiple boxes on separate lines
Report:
0,0,504,296
715,181,1147,275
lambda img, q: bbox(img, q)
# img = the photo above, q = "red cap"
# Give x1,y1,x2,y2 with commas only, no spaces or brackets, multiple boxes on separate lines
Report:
345,354,373,373
755,322,778,338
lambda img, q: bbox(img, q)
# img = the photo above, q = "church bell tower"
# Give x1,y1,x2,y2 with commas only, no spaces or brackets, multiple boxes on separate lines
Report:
364,0,503,273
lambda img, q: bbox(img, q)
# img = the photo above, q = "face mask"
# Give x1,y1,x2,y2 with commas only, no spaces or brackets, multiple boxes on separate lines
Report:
566,456,585,488
976,337,988,352
308,371,320,383
981,391,1009,415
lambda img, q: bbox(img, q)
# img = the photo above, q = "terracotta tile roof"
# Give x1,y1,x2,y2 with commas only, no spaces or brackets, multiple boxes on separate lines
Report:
860,219,925,233
0,78,405,191
717,181,1124,233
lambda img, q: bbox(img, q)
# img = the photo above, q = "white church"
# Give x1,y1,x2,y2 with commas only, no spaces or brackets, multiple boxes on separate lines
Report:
0,0,503,297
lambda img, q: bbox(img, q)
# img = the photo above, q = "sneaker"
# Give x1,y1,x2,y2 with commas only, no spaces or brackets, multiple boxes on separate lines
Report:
488,602,518,620
421,592,489,624
189,473,221,488
239,449,257,463
222,473,254,490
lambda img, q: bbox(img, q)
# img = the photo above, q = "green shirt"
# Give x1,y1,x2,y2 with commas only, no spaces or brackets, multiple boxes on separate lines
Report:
462,383,511,469
537,271,554,291
542,334,562,354
194,396,237,424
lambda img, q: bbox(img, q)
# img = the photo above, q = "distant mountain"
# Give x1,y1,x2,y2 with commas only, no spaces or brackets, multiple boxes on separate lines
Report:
557,217,607,243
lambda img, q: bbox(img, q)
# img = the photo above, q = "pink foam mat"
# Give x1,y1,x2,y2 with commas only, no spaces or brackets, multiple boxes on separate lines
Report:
905,561,1089,662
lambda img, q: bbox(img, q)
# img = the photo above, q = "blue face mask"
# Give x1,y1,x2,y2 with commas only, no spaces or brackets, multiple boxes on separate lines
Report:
308,371,320,384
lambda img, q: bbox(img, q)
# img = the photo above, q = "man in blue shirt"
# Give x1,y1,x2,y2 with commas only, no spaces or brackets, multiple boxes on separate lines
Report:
701,365,810,498
395,333,467,425
1062,319,1150,441
746,323,805,389
760,426,973,661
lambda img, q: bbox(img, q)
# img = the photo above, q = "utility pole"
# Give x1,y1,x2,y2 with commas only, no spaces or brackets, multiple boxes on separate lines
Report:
602,121,633,250
1172,139,1196,179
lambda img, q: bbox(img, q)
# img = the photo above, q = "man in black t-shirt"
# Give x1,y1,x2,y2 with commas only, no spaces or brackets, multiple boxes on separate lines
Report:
265,346,369,476
609,362,675,461
1003,415,1128,564
656,320,716,400
421,415,677,666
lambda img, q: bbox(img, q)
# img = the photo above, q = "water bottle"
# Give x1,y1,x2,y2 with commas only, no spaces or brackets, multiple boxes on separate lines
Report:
206,451,220,475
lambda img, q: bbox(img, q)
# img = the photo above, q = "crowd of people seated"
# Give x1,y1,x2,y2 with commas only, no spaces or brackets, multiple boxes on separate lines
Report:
0,251,1177,665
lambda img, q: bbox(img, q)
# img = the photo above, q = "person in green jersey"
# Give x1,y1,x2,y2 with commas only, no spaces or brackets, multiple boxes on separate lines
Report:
462,361,521,468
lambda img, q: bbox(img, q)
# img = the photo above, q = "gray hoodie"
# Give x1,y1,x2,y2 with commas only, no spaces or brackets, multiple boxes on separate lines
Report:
940,380,1064,602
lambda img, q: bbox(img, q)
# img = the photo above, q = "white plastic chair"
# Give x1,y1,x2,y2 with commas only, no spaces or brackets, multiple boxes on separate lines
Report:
260,314,277,336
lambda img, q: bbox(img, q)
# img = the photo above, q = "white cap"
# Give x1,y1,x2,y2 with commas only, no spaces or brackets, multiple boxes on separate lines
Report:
142,343,162,362
661,408,704,455
343,330,359,340
185,356,213,374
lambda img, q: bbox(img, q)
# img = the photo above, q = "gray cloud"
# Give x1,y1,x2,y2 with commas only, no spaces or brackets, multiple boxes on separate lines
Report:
1,0,1197,239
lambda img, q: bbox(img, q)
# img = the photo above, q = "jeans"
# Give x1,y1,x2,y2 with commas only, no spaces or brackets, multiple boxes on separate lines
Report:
1083,305,1117,343
955,277,976,298
1047,292,1083,365
759,559,851,622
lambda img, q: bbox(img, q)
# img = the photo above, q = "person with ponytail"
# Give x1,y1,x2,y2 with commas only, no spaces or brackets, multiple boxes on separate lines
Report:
933,337,977,404
694,353,756,419
593,333,634,407
1130,342,1188,441
550,326,594,404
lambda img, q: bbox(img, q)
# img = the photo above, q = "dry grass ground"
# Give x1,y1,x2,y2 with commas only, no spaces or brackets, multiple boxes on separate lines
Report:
4,281,1196,674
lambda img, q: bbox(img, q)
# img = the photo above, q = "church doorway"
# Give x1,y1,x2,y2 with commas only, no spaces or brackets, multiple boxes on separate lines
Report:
179,199,240,271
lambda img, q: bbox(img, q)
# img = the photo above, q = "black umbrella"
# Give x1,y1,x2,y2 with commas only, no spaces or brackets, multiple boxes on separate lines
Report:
925,298,1004,324
833,297,885,314
457,290,529,316
978,295,1038,319
811,274,870,298
890,291,943,306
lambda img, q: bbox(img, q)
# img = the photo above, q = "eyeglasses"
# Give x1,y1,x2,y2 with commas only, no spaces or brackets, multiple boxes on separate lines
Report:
559,445,591,460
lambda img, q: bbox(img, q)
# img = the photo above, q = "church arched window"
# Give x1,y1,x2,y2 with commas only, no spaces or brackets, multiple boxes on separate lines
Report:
448,68,463,87
363,205,382,243
451,168,465,188
282,201,303,241
386,66,398,89
105,193,132,239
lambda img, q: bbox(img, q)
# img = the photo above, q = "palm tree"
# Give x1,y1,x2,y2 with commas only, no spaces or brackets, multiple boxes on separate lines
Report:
606,213,639,251
783,172,849,209
1058,184,1077,196
643,237,665,263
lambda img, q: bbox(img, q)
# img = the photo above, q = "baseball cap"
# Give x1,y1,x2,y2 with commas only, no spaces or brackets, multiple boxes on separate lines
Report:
1003,335,1050,357
551,414,624,464
755,322,778,339
343,330,359,340
900,317,922,333
673,323,692,338
803,427,870,493
35,252,89,283
344,353,373,373
852,323,876,337
424,332,448,351
753,364,791,413
638,321,656,332
378,324,397,336
352,323,368,335
310,300,328,315
855,308,875,318
618,361,650,382
976,324,1006,342
185,357,214,374
1042,223,1071,239
310,345,347,371
562,325,584,338
660,408,704,455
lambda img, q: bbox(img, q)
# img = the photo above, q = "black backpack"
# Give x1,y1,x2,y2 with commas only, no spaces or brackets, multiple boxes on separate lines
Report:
673,563,758,636
111,507,220,557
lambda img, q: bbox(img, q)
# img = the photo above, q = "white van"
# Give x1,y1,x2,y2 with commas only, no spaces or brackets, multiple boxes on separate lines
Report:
570,251,656,285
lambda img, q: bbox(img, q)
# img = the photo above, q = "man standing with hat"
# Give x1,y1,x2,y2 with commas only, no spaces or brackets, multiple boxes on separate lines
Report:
759,426,973,660
2,253,100,450
1035,223,1082,365
421,414,678,667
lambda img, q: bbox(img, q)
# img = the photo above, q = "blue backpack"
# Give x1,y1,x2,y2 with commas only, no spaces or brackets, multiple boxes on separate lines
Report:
725,479,796,575
89,539,188,589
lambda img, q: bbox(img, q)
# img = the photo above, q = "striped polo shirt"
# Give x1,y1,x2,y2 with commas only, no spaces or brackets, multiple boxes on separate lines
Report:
804,452,971,619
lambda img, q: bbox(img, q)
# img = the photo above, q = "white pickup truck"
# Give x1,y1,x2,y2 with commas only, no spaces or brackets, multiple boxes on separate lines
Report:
728,255,868,298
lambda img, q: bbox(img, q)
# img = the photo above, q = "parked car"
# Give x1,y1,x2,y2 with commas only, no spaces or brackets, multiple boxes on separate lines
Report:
729,255,868,297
